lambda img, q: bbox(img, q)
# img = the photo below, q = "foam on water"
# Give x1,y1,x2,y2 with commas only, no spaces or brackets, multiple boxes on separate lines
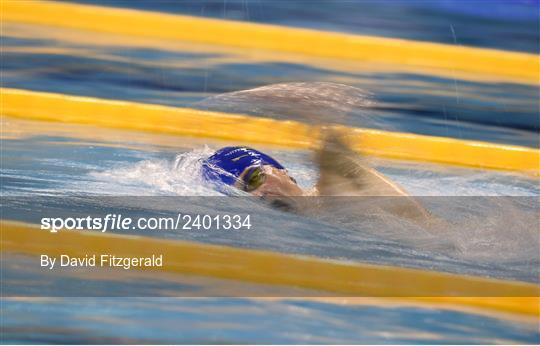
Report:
86,146,221,196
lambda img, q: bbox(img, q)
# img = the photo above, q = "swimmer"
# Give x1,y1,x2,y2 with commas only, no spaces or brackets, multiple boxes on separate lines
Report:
202,129,431,222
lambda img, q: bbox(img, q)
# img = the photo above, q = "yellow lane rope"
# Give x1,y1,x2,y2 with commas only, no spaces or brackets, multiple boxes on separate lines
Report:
1,0,539,85
2,88,539,176
2,220,539,316
0,22,531,86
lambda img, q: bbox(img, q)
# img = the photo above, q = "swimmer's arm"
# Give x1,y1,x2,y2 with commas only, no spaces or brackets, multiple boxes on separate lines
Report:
315,128,432,222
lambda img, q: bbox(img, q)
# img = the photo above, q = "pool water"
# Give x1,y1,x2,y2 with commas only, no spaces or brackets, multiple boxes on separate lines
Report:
1,0,539,344
2,298,539,344
2,117,539,343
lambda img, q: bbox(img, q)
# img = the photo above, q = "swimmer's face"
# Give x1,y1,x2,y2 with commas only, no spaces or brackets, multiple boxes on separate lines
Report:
236,165,304,197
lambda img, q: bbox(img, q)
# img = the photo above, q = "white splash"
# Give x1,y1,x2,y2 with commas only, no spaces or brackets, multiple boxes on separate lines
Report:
85,147,222,196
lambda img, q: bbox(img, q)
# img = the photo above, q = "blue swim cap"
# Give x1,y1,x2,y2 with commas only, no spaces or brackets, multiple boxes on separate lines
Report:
202,147,285,186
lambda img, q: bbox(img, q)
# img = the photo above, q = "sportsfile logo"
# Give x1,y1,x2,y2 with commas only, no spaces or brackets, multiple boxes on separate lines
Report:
40,213,252,233
41,215,132,233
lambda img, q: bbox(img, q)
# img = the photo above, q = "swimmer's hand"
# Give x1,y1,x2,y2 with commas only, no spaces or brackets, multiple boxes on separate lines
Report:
315,128,432,222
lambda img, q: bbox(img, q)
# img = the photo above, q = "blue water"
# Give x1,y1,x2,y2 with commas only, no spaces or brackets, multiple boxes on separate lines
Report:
3,298,539,344
1,0,540,344
67,0,540,53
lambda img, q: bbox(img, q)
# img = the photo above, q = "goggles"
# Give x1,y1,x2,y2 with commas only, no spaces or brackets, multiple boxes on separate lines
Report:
241,166,298,193
241,166,266,192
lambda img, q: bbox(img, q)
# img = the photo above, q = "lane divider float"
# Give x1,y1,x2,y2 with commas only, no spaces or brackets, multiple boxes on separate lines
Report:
2,220,539,316
2,88,539,176
1,0,539,85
